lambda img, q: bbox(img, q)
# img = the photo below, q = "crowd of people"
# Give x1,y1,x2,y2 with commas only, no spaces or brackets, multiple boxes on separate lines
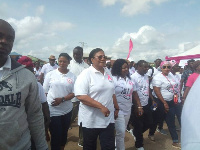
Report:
1,19,200,150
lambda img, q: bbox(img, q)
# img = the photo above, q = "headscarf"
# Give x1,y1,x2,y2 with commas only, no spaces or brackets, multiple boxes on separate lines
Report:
17,56,34,67
160,61,172,68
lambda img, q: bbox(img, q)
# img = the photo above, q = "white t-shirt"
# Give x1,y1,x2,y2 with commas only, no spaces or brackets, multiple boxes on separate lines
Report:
37,82,47,103
68,59,89,102
43,69,76,117
74,66,115,128
129,67,135,75
181,76,200,149
34,67,42,81
68,59,89,77
0,56,11,80
146,67,161,89
146,67,160,77
152,72,178,101
170,72,181,103
41,63,58,78
113,76,136,115
131,72,149,106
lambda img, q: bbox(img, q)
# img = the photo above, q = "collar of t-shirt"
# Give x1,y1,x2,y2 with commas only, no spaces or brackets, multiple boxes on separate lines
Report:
56,68,69,77
0,56,11,71
72,59,85,65
91,65,108,75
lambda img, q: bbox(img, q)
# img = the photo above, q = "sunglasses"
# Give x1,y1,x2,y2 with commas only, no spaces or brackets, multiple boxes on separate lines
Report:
162,66,171,69
94,55,107,60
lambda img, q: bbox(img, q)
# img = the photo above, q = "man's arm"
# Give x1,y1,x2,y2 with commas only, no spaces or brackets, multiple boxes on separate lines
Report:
39,73,44,84
132,91,144,116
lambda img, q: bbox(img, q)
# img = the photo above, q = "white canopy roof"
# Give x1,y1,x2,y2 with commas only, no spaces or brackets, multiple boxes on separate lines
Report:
173,45,200,57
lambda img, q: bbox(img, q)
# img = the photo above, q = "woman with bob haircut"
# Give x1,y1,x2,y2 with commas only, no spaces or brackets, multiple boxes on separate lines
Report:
74,48,119,150
43,53,76,150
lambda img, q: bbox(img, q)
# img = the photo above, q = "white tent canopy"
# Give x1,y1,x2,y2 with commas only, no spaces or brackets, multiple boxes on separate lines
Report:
167,45,200,67
173,44,200,57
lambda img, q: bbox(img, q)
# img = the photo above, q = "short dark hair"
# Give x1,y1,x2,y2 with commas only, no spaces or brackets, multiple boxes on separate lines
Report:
193,60,200,71
0,19,15,37
73,46,83,53
137,60,148,67
154,58,162,62
112,59,130,79
188,59,195,64
88,48,103,64
59,53,72,61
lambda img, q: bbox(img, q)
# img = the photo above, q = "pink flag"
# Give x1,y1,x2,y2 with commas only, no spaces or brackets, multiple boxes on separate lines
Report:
127,39,133,59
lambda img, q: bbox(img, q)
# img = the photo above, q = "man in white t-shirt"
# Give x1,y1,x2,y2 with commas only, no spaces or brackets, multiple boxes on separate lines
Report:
146,58,162,79
68,46,89,147
34,61,42,82
40,55,58,84
131,60,153,150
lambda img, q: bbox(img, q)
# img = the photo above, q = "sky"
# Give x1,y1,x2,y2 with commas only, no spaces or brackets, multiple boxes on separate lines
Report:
1,0,200,62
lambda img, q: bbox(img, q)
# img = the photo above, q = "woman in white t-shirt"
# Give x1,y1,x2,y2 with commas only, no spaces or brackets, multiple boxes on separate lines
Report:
111,59,137,150
151,61,180,149
74,48,119,150
43,53,76,150
170,60,182,127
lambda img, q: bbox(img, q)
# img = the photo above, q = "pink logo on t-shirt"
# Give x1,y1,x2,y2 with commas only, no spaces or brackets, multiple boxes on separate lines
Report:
67,78,73,84
129,81,133,85
107,75,112,81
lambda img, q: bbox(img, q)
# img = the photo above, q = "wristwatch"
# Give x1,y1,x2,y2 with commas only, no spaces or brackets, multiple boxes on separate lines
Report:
62,97,65,102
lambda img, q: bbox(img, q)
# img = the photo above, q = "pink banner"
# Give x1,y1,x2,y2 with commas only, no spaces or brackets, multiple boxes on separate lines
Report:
165,54,200,63
127,39,133,59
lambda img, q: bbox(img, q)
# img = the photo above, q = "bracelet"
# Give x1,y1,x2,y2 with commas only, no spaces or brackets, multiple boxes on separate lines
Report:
62,97,65,102
138,106,143,109
115,108,120,110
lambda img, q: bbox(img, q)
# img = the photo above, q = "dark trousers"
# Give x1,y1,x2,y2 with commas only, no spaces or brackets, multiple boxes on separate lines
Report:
165,101,178,142
149,98,166,136
149,99,178,142
132,105,153,148
49,111,72,150
175,103,182,126
82,123,115,150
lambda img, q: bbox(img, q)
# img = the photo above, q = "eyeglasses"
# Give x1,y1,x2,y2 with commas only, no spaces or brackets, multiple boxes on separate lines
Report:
94,55,107,60
162,66,171,69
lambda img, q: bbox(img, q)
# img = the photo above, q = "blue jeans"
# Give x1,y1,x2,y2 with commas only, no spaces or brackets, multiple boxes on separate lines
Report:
175,102,182,126
82,123,115,150
149,99,178,142
165,100,179,142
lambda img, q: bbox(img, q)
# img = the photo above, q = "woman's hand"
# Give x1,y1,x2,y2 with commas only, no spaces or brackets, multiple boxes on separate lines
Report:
137,107,144,116
100,106,110,117
163,103,169,113
114,109,119,119
51,97,63,106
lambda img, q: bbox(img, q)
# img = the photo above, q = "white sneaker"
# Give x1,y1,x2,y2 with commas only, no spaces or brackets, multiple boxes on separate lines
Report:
78,143,83,147
137,147,144,150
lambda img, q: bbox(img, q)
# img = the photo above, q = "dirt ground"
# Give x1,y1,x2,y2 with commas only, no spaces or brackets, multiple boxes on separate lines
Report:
47,119,181,150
